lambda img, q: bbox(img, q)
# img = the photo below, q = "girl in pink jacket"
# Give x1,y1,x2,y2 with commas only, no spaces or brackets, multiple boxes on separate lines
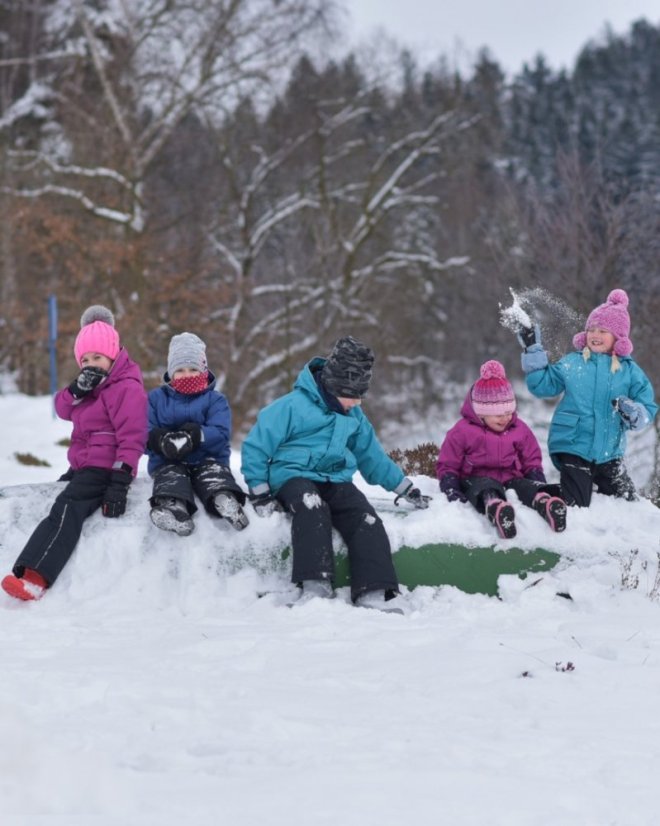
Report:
436,360,567,539
1,306,148,601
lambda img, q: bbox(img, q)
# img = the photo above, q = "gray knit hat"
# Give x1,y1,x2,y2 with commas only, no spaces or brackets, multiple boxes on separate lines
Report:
320,336,374,398
167,332,207,376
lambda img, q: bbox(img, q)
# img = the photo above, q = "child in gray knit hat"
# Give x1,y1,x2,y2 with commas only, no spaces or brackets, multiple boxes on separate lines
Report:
146,332,248,535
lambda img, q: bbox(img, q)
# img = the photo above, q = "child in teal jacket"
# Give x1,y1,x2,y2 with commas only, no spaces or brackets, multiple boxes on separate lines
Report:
241,336,429,612
518,289,657,507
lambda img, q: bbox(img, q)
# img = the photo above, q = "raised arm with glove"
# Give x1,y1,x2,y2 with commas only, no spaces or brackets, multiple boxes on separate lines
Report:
515,321,548,374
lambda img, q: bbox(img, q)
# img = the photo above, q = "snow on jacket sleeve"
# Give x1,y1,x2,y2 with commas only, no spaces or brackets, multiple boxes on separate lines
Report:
103,378,148,474
349,411,405,492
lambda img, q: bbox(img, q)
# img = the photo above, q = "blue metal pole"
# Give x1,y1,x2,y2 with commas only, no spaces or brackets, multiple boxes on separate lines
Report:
48,295,58,416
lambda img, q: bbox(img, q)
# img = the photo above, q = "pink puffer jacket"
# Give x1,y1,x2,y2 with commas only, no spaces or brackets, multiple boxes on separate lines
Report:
54,348,148,474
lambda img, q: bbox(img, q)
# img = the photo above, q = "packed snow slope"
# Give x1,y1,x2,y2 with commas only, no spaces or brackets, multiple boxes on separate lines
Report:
1,393,660,826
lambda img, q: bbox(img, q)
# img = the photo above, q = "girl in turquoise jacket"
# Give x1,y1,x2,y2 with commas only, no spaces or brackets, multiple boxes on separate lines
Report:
241,336,429,613
518,289,657,507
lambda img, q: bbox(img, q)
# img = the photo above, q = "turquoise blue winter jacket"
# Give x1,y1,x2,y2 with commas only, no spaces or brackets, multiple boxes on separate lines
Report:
241,358,407,496
526,351,658,468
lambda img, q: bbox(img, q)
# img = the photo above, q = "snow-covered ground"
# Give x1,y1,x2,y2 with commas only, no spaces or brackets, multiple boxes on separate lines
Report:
1,392,660,825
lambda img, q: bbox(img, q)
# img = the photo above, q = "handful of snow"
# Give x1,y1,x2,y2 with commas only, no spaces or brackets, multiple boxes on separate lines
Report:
499,289,532,334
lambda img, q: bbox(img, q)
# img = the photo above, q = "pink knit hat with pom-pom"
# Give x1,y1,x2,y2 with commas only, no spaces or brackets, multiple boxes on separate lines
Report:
74,305,120,366
572,288,633,356
471,360,516,417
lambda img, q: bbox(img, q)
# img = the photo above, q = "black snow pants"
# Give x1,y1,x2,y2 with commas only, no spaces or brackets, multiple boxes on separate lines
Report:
276,477,399,602
151,459,246,515
554,452,636,507
13,467,112,586
462,475,562,513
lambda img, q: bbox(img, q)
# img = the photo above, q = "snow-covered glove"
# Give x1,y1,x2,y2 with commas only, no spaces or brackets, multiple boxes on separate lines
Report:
520,344,548,374
394,480,431,509
612,397,650,431
102,469,132,518
249,491,284,517
516,323,541,351
439,473,467,503
68,366,107,399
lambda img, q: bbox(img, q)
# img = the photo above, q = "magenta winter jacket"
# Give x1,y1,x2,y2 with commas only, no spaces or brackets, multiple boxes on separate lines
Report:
436,392,543,484
54,348,148,475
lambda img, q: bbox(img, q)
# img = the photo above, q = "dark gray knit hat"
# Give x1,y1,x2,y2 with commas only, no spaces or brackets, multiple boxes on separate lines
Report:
167,332,207,376
320,336,374,398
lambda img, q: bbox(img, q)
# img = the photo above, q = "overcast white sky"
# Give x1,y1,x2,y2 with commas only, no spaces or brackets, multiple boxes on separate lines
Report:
344,1,660,75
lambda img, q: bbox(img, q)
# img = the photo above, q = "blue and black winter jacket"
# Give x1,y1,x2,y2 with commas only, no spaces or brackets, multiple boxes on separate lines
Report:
147,371,232,475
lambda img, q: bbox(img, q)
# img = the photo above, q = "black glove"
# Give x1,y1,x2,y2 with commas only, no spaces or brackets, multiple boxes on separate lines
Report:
147,425,201,458
161,431,195,460
515,322,541,351
68,366,107,399
102,468,132,518
147,427,169,454
439,473,467,503
179,422,202,449
249,491,284,517
394,481,431,509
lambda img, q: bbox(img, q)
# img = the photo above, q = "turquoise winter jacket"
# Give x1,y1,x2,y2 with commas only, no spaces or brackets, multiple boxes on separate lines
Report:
241,358,407,496
526,351,657,468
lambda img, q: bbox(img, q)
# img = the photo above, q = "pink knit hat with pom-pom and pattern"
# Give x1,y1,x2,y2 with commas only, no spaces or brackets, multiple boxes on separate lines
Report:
572,288,633,357
471,360,516,417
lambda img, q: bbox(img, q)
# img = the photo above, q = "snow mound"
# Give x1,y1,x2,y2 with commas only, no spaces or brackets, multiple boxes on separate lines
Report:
1,475,659,607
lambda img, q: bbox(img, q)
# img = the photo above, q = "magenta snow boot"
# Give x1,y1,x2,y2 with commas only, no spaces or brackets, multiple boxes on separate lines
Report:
486,499,517,539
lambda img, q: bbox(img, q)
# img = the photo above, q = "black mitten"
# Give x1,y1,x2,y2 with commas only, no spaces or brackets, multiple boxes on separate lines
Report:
102,469,132,518
147,428,170,454
68,366,107,399
160,431,194,460
515,323,541,351
179,422,202,451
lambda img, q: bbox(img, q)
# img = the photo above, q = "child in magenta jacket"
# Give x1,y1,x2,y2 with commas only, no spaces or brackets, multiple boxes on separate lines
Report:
1,305,148,601
437,360,567,539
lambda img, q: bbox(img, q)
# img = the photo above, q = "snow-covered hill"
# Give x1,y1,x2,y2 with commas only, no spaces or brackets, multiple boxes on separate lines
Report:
1,393,660,825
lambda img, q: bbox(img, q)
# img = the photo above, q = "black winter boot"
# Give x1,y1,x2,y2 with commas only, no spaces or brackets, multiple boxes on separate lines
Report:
150,497,195,536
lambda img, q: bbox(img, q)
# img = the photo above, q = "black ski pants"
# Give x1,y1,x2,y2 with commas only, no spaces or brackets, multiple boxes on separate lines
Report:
13,467,112,586
462,475,562,513
151,459,246,515
276,477,399,601
554,452,636,507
